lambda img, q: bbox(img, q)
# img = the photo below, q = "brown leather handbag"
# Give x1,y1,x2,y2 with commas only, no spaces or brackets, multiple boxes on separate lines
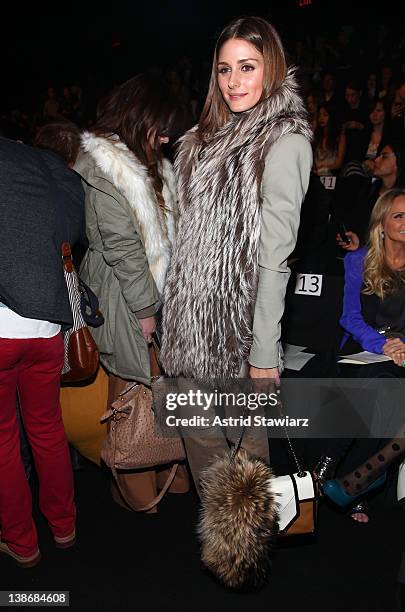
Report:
100,351,186,511
61,242,102,383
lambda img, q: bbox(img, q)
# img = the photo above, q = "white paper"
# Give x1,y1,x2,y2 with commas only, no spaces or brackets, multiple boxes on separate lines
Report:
338,351,392,365
283,344,315,370
283,344,307,355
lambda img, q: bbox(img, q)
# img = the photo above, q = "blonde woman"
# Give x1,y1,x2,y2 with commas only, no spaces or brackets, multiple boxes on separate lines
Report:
322,188,405,522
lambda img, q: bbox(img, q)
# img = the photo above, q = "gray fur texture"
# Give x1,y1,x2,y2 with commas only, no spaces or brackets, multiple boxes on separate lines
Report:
198,449,278,589
161,68,312,380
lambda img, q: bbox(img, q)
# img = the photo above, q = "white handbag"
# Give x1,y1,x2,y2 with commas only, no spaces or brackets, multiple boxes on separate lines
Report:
270,471,317,535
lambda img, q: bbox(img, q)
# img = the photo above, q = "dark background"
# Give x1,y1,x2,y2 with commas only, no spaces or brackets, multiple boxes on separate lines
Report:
2,0,401,112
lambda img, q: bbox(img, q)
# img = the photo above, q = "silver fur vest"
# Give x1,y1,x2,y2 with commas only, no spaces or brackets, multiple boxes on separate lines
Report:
160,69,312,380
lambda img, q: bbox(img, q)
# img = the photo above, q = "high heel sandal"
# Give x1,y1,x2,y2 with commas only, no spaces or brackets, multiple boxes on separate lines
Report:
323,472,387,507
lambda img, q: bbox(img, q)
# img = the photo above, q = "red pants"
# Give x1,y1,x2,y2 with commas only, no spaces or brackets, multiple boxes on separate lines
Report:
0,334,76,557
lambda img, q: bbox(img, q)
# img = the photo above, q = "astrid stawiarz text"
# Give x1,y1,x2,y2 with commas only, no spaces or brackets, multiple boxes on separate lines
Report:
165,414,310,428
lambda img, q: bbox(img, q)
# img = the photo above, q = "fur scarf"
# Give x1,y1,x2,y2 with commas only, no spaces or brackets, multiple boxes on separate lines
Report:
80,132,177,295
161,69,312,379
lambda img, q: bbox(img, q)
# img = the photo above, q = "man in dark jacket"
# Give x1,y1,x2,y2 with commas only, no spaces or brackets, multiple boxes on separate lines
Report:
0,137,84,567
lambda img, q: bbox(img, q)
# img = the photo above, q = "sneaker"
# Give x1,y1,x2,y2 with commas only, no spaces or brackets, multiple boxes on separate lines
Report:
0,541,41,568
54,529,76,549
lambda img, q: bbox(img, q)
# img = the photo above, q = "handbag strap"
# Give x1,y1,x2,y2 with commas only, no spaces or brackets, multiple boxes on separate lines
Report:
231,386,306,476
111,464,179,512
275,392,306,476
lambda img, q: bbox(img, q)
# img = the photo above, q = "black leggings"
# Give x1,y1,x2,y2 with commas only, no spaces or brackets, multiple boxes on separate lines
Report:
319,360,405,474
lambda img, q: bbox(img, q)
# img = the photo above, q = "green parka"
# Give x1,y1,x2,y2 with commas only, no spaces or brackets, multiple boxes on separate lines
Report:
75,132,177,384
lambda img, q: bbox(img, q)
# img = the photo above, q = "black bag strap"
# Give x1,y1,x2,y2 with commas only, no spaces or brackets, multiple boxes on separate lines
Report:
78,277,104,327
231,385,305,476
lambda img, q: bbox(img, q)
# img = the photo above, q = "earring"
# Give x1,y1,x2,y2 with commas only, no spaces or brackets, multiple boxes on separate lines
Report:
380,230,385,240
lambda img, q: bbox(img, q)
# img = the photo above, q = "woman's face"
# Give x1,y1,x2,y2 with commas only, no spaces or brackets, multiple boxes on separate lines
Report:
374,146,397,179
382,66,392,84
382,195,405,243
369,102,385,126
367,74,377,90
323,74,334,92
217,38,264,113
318,107,329,128
306,95,317,114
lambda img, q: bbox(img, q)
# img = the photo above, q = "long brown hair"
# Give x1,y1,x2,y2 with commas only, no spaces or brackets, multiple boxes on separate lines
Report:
363,188,405,298
91,73,181,210
198,16,287,140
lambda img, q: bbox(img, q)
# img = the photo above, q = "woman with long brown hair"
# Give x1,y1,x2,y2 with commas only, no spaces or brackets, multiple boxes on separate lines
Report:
75,73,187,511
313,102,346,176
160,16,312,492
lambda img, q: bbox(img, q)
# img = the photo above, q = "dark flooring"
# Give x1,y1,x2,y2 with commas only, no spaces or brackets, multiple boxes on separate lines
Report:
1,457,404,612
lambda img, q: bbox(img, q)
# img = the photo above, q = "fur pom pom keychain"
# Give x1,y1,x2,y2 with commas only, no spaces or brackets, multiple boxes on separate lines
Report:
198,448,278,590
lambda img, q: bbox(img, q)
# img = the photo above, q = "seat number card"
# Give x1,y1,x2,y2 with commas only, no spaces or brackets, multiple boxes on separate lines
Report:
294,274,323,296
319,176,336,190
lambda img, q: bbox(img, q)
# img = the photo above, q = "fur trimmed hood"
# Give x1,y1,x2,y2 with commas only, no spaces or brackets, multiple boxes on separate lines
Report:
79,132,177,294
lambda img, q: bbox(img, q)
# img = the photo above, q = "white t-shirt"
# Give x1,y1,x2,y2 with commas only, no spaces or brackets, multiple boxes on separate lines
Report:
0,304,61,339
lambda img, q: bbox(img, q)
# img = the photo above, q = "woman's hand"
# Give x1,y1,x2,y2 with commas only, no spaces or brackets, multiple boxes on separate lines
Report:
249,366,280,386
139,315,156,344
336,230,360,251
382,338,405,367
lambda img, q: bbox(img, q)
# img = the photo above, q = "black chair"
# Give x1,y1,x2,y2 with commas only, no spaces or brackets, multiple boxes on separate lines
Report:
281,266,345,378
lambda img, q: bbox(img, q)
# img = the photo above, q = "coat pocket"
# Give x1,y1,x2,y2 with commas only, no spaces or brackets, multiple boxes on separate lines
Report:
91,285,118,355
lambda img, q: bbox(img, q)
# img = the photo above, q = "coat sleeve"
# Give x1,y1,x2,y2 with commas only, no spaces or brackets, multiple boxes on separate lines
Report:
340,250,386,354
248,133,312,368
89,176,159,315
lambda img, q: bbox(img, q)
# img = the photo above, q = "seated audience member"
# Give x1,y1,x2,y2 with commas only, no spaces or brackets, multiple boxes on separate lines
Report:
377,64,394,101
305,91,320,133
343,80,369,163
42,86,65,123
363,71,378,106
337,140,405,250
342,99,393,179
313,103,346,176
0,137,84,567
390,80,405,140
360,100,393,172
320,71,341,108
320,189,405,523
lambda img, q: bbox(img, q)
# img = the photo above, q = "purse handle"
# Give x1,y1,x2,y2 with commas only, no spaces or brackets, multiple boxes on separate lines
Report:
231,386,306,477
111,463,179,513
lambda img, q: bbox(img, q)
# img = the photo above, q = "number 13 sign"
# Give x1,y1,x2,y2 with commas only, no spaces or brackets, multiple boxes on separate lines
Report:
295,273,323,296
